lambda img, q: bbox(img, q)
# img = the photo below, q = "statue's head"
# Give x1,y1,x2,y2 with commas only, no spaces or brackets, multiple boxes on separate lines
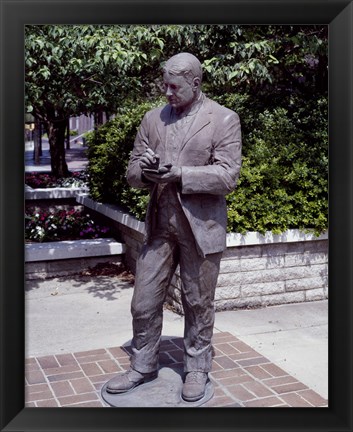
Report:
162,53,202,112
162,52,203,84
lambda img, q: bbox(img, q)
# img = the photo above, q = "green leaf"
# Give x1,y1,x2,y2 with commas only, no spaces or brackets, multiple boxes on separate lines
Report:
228,70,239,80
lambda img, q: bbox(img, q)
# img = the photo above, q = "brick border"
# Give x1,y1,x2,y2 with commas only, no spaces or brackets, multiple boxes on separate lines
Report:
25,332,328,408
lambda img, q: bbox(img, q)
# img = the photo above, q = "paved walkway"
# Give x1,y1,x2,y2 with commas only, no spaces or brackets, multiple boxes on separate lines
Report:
25,332,327,408
25,275,328,408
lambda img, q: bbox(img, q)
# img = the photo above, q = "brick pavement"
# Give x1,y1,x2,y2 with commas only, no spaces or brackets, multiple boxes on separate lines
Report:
25,331,328,408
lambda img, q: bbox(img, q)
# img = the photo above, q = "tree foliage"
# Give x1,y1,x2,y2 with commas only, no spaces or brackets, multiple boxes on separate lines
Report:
26,24,327,176
25,25,166,176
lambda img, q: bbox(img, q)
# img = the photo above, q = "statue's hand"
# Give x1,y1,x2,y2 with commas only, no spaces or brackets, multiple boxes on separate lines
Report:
139,148,160,170
142,164,181,184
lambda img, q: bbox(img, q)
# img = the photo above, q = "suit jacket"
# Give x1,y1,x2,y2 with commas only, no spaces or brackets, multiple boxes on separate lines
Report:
126,96,242,257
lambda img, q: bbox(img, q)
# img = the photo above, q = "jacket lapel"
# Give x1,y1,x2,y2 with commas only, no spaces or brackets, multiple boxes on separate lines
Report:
179,97,212,152
155,104,171,145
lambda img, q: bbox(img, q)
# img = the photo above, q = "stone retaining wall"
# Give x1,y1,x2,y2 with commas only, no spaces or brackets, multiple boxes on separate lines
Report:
77,194,328,312
25,186,88,211
168,239,328,314
25,238,126,280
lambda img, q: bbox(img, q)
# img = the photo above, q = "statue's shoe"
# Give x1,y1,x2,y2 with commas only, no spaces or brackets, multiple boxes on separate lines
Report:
182,371,209,402
106,368,158,394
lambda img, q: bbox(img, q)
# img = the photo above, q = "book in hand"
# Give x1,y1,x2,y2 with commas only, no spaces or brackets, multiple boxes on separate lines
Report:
143,164,172,175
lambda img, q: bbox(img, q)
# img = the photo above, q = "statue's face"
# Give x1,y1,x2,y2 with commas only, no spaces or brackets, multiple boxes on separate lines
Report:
163,72,198,112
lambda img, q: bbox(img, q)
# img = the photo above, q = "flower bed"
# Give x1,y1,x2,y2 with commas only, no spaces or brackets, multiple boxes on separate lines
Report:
25,207,111,242
25,171,88,189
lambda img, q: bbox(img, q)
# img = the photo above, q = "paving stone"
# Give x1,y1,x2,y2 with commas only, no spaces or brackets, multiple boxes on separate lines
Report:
26,370,46,385
215,343,240,356
80,362,103,376
236,356,270,367
47,371,85,382
55,353,78,366
70,377,95,394
76,354,111,364
213,356,240,370
263,376,299,387
26,390,55,403
244,396,285,407
25,383,50,395
272,382,308,394
298,389,328,406
66,400,105,407
58,392,99,406
50,381,75,397
37,355,60,369
218,374,255,386
97,359,121,374
260,363,288,377
108,346,130,359
74,348,107,358
243,380,275,398
210,368,247,380
43,364,81,375
244,366,273,380
227,384,256,402
280,393,314,407
36,399,59,407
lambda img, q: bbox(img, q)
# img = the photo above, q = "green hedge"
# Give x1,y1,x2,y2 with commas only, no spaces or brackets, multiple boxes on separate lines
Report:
86,99,161,220
86,95,328,235
227,101,327,234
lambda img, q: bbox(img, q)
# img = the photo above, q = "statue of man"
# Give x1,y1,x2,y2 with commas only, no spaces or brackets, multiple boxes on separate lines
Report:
106,52,242,402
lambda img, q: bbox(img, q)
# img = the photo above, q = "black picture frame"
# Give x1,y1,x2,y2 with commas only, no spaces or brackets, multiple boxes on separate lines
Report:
1,0,352,431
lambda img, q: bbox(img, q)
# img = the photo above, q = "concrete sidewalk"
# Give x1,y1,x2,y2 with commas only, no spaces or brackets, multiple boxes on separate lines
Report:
25,274,328,406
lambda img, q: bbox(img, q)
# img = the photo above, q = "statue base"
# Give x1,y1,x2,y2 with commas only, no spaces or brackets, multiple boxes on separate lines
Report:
101,366,214,407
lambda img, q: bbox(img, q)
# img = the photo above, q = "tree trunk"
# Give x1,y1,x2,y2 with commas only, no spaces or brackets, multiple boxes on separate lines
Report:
47,119,69,177
94,111,104,130
33,119,40,164
39,122,42,156
66,118,70,150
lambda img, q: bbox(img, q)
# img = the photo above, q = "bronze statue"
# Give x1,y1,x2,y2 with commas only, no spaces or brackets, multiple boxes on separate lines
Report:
106,52,242,402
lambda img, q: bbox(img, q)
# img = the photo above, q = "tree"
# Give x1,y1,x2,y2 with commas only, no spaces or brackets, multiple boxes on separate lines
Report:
25,25,165,176
26,25,327,176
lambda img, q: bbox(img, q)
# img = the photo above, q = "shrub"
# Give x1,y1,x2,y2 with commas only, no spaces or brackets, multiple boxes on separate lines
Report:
85,98,164,218
25,208,111,242
226,97,328,235
86,95,328,235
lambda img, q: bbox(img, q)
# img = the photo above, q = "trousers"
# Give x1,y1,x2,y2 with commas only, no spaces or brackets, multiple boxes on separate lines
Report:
130,184,222,374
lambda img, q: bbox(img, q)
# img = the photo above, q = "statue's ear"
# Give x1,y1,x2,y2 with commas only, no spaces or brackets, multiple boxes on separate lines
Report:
193,77,201,91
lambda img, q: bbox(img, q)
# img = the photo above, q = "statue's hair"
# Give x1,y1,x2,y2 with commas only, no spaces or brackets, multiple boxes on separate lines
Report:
162,52,203,84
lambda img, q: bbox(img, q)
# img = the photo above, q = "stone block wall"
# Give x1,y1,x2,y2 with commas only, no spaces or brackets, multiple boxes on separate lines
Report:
25,255,123,280
167,239,328,314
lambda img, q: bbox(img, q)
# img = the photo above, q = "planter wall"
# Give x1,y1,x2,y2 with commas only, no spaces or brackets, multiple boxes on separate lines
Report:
25,238,126,280
25,186,88,211
77,194,328,312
